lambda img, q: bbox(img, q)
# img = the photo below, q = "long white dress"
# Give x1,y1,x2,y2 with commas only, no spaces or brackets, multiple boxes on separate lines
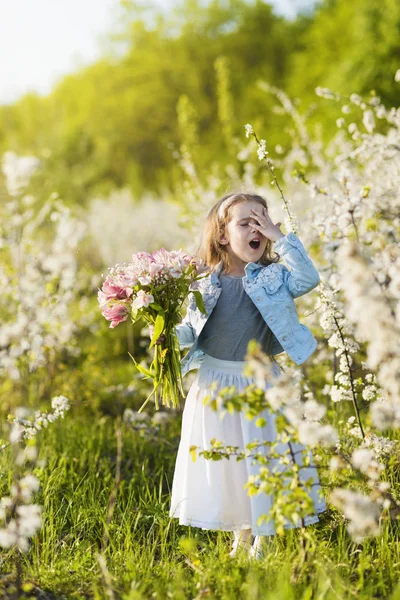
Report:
169,353,327,535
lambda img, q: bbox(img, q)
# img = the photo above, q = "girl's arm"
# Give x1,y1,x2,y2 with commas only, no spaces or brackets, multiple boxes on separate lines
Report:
175,305,197,348
274,232,320,298
249,207,319,299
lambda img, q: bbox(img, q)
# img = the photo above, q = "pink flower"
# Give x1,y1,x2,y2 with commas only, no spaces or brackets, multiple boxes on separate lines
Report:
151,248,170,265
97,289,108,307
169,267,182,279
138,275,152,285
170,249,191,265
132,290,155,309
114,270,138,289
102,302,129,328
99,277,132,304
149,262,164,277
170,257,185,270
133,252,152,261
131,252,153,274
193,260,209,275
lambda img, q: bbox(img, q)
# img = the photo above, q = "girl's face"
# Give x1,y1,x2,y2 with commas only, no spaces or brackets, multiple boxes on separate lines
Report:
220,200,268,273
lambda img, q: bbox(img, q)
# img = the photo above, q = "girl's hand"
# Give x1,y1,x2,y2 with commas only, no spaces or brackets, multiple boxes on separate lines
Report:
249,206,284,242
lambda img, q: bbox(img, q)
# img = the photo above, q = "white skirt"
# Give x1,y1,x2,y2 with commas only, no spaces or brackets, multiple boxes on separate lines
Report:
169,353,327,535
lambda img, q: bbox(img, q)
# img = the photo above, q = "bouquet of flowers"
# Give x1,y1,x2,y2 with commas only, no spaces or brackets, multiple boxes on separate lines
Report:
98,249,208,412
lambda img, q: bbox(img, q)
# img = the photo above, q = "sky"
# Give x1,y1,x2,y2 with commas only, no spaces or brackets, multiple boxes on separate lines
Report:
0,0,315,105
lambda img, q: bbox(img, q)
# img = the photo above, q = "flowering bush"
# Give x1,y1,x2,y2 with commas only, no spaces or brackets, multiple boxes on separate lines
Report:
1,396,71,448
0,397,70,595
0,151,86,386
98,248,208,410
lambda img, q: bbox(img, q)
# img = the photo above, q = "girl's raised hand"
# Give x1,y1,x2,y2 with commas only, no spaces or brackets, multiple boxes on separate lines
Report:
249,207,284,242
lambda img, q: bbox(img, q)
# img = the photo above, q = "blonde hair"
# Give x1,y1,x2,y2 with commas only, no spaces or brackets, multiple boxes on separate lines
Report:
195,192,281,273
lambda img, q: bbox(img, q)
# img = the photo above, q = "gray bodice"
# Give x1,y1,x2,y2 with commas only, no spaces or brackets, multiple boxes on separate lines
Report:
197,273,274,361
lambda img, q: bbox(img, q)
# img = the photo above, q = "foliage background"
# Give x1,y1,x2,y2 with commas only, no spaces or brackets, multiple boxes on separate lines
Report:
1,0,399,204
1,0,400,598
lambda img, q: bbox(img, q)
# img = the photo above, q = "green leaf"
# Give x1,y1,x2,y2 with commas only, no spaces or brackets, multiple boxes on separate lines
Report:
138,387,156,413
149,313,165,348
136,363,152,378
192,290,207,315
151,303,163,312
128,352,152,378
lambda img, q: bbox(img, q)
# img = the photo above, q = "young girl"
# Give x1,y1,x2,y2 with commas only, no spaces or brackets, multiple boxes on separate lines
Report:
168,192,326,559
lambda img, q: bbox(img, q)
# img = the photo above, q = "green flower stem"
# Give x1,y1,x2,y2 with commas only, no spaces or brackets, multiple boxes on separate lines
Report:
142,326,184,410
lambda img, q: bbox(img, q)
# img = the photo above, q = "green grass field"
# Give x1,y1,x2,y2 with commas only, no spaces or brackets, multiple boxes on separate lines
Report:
1,409,399,600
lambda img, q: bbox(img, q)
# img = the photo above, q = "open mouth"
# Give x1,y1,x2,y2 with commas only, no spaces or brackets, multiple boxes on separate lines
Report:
249,239,261,250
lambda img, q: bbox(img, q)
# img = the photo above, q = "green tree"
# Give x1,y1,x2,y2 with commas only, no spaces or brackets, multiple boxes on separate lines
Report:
288,0,400,135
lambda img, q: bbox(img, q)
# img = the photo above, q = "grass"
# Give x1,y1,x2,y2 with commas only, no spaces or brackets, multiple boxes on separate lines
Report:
1,409,400,599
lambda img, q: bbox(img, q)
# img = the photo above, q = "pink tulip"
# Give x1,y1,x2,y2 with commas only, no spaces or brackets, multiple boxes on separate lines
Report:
102,302,129,328
100,277,131,302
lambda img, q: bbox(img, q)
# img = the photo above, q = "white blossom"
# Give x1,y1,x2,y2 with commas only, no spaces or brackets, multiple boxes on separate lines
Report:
362,110,375,133
10,397,71,441
330,456,345,471
16,504,42,537
351,448,384,480
0,184,86,379
257,139,268,161
297,422,339,448
1,151,40,197
0,525,18,549
330,489,380,542
244,123,254,138
370,399,400,430
315,87,340,100
51,395,70,416
302,399,327,421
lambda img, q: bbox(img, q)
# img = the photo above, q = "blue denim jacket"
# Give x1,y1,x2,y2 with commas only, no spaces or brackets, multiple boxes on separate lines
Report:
176,231,320,376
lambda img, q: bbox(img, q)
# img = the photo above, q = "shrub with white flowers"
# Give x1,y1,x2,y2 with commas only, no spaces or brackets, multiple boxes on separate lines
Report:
0,151,86,385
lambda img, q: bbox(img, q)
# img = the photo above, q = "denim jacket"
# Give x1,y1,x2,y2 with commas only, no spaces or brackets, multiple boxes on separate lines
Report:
176,231,320,376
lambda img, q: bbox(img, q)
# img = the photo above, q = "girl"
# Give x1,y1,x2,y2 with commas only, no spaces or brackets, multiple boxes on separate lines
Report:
168,192,327,559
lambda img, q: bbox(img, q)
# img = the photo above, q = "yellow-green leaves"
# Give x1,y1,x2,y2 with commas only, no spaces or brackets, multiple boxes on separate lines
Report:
149,313,165,349
189,445,197,462
128,352,152,378
192,290,207,315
